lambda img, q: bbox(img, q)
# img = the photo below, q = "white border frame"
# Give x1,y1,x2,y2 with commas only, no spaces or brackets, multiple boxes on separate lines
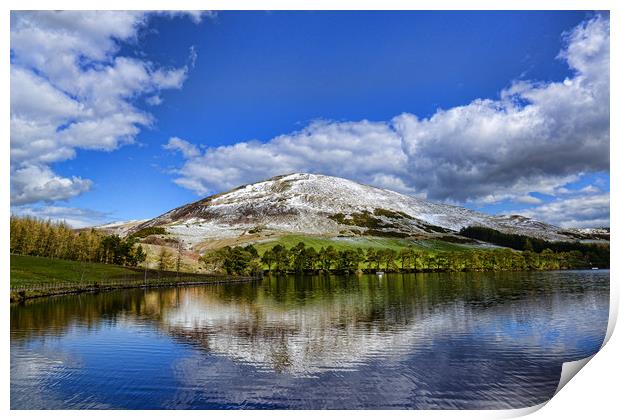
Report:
2,2,616,419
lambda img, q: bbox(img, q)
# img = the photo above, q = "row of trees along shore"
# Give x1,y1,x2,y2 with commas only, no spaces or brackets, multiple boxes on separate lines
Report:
11,215,608,277
459,226,609,268
202,241,604,276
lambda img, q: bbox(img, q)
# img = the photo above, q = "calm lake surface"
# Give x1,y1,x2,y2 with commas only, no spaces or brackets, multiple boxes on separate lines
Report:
11,270,609,410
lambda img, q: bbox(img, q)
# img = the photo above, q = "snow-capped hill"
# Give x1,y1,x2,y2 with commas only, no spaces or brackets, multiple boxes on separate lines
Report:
130,173,578,247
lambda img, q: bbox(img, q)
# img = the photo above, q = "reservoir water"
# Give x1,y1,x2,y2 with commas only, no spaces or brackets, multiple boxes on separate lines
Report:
10,270,609,409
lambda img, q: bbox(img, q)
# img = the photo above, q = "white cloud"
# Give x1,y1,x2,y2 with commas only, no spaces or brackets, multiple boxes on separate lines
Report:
160,11,214,24
188,45,198,68
578,184,601,194
515,195,543,205
146,95,163,106
164,137,201,159
518,193,609,228
10,67,84,123
11,165,92,205
151,66,188,89
10,11,200,205
165,119,408,195
166,14,609,228
395,15,609,203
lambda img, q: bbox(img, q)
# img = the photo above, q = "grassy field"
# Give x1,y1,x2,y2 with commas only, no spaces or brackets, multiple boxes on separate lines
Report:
251,234,475,254
10,255,140,288
10,254,252,301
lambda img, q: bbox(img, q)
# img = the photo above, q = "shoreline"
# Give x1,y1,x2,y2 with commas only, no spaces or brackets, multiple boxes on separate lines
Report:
10,276,259,303
11,267,608,303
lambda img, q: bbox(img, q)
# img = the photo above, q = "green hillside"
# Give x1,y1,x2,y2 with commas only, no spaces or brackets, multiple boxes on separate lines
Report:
251,234,476,255
10,254,140,288
10,254,252,301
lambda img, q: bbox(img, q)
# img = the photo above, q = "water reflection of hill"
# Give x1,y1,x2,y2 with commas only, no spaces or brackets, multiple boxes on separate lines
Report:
11,272,609,375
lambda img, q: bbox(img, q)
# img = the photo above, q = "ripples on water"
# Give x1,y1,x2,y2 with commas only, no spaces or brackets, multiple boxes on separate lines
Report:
11,271,609,409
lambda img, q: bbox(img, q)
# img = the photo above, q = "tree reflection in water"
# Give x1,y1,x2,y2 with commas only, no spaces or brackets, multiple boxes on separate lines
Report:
11,271,609,409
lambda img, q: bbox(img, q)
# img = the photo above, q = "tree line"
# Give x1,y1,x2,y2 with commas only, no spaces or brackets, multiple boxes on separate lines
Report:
459,226,609,268
201,241,598,276
11,215,607,276
10,215,146,267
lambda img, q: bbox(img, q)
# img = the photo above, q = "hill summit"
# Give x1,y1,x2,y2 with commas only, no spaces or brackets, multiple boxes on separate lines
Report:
128,173,578,248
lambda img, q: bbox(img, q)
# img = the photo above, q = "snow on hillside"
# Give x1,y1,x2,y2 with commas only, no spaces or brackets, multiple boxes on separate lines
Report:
92,219,149,236
571,227,609,235
131,173,575,246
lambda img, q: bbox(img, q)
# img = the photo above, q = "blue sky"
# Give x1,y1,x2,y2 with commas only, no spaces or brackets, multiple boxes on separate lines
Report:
10,11,609,228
